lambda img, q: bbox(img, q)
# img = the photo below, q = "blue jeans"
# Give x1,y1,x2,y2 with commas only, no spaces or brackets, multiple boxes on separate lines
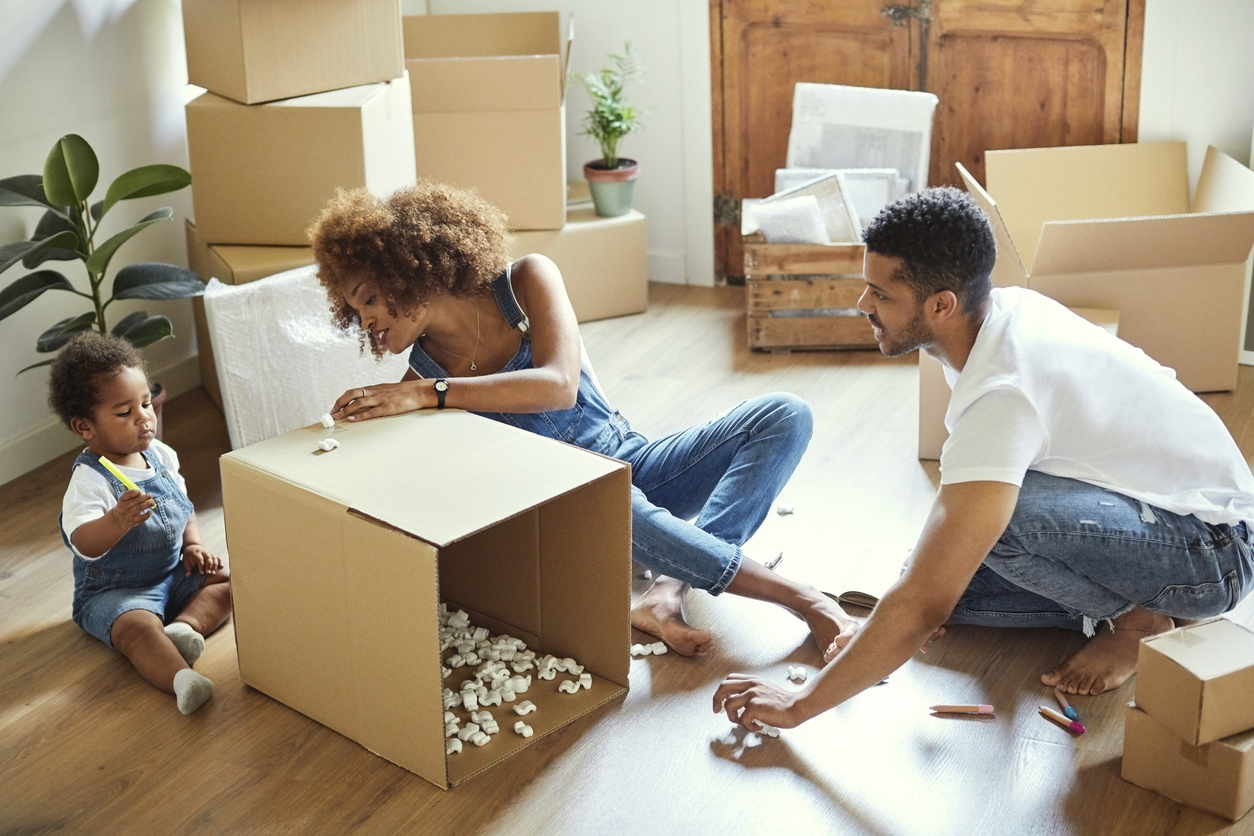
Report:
948,471,1254,635
610,393,813,594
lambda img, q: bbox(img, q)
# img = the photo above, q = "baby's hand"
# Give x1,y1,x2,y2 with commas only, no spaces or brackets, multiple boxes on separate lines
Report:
112,489,155,527
182,544,223,577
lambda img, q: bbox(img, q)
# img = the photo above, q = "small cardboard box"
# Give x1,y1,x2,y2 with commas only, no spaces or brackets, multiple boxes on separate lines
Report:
511,206,647,323
186,73,416,246
185,220,314,410
1123,702,1254,821
182,0,404,105
957,143,1254,393
220,410,631,788
404,13,571,231
1135,617,1254,747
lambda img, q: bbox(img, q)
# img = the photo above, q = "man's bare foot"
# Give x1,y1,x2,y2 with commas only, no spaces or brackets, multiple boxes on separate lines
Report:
1041,607,1174,695
792,588,860,663
631,576,715,657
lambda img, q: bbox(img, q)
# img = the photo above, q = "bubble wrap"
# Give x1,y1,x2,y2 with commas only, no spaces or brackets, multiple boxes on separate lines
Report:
203,267,410,449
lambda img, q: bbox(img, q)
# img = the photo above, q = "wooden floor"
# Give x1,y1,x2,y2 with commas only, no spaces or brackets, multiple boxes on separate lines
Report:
4,283,1254,835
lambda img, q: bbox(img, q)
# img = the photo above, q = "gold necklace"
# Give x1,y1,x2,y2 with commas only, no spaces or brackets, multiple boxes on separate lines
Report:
432,298,480,371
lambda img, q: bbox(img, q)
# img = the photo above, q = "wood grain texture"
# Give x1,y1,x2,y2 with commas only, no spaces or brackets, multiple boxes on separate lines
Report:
743,239,866,278
3,287,1253,834
746,278,868,311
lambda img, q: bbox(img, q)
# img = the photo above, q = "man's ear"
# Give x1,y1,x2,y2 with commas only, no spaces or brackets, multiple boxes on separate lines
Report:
69,416,95,441
928,289,961,325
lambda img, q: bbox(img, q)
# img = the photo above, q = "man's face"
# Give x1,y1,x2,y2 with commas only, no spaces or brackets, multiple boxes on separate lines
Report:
857,252,933,357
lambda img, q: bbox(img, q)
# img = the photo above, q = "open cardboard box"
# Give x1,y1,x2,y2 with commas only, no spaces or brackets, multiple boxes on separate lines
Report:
403,12,571,231
957,143,1254,393
186,72,416,246
220,410,631,788
184,220,315,411
182,0,404,105
511,205,648,323
1134,617,1254,747
1123,702,1254,822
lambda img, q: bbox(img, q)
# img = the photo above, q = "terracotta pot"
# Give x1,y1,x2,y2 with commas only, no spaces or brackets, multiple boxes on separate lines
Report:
583,158,639,217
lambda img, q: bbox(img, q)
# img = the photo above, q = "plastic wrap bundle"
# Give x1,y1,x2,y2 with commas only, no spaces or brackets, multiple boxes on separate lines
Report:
203,267,410,449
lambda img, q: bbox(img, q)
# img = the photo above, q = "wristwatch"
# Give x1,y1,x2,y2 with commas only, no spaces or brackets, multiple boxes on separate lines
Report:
433,378,449,409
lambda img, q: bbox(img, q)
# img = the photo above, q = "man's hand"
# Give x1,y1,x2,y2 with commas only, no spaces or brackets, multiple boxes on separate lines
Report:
111,489,154,527
713,674,810,731
182,544,223,577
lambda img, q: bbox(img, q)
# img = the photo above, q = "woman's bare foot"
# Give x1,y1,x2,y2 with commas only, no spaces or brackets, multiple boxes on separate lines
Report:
631,576,715,657
798,590,861,663
1041,607,1174,695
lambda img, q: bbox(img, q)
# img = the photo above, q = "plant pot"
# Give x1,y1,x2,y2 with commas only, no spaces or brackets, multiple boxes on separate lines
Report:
583,159,639,218
150,381,167,442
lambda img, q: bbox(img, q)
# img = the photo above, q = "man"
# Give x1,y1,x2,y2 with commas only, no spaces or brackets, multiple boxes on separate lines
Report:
715,187,1254,730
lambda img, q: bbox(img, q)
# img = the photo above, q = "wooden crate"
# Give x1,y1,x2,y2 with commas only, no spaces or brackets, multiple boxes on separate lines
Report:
743,236,877,351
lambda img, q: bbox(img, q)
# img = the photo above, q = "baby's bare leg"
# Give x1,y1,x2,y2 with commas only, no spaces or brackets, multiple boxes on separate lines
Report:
173,572,232,637
111,609,188,692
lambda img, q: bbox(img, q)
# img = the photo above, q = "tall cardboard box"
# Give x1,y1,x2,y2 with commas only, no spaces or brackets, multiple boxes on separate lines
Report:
957,143,1254,393
404,13,571,231
1134,617,1254,747
220,410,631,788
186,73,416,246
1123,703,1254,821
185,220,314,410
182,0,404,105
511,206,648,322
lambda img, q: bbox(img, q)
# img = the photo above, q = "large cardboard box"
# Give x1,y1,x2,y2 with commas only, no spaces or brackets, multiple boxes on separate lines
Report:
1134,617,1254,747
404,13,571,231
1123,702,1254,821
185,220,314,410
220,410,631,788
957,143,1254,393
511,206,648,323
182,0,404,105
186,73,416,246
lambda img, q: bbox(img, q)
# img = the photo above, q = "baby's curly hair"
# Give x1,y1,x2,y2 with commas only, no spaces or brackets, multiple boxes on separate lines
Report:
863,187,997,318
308,182,513,357
48,331,147,429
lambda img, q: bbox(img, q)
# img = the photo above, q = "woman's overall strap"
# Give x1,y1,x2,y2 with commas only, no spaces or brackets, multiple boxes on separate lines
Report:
490,263,530,336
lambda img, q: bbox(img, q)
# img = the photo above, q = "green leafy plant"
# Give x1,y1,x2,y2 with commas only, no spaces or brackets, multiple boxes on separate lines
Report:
0,134,203,374
575,42,646,170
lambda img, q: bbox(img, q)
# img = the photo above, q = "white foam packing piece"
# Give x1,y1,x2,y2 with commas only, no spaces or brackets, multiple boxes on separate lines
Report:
316,438,339,452
578,673,592,690
752,720,781,738
558,680,580,694
457,723,481,741
202,270,411,450
650,642,666,655
513,700,537,715
446,738,462,755
788,666,808,683
631,644,652,657
319,413,334,429
514,721,533,738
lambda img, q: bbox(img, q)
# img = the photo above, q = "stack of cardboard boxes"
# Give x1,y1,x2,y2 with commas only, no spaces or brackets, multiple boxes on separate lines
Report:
183,4,649,411
1122,617,1254,821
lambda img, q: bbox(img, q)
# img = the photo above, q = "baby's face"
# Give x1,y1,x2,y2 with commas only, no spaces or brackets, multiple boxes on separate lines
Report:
83,366,156,458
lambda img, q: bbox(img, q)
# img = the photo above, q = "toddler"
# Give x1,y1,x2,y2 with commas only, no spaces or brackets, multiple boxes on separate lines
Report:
50,332,231,714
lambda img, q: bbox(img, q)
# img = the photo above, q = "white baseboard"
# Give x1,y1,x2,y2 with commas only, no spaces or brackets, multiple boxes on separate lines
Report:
0,353,202,488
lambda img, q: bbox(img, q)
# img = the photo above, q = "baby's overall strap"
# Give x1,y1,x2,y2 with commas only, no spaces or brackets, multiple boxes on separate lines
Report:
490,263,530,337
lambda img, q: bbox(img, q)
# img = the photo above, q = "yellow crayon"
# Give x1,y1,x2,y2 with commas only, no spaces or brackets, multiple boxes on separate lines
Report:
98,456,156,507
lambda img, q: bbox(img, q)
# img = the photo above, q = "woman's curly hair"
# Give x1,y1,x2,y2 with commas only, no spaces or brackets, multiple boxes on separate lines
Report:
48,331,147,429
308,182,513,357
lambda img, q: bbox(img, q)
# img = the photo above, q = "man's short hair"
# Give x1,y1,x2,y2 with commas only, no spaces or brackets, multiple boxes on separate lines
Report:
862,186,997,317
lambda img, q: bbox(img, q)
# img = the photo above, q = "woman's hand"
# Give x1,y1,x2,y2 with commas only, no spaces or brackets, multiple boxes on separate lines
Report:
331,380,431,422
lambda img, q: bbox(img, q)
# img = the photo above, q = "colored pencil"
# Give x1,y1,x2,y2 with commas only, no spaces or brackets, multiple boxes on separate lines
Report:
929,704,994,715
1053,688,1079,721
1039,705,1085,734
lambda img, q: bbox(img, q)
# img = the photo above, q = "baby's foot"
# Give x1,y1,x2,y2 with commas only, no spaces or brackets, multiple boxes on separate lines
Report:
173,668,214,715
165,622,205,666
631,578,715,657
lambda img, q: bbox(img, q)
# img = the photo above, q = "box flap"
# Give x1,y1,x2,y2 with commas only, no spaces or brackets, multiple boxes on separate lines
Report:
1193,145,1254,214
985,142,1190,271
1142,618,1254,681
221,410,623,547
403,12,559,59
561,14,574,101
1030,211,1254,276
956,162,1026,287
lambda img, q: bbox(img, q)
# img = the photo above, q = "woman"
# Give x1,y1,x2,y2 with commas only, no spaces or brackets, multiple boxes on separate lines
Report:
312,182,854,658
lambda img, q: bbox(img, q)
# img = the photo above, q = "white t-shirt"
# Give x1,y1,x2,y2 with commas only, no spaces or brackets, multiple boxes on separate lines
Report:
939,287,1254,526
61,439,188,560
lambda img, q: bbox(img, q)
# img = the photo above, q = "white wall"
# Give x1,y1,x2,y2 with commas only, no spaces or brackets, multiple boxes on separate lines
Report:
0,0,198,485
421,0,715,289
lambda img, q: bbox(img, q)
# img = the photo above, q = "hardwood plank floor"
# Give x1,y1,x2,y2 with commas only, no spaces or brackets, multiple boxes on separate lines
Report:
3,283,1253,835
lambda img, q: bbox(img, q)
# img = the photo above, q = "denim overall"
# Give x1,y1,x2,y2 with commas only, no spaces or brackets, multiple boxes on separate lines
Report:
62,447,198,646
407,266,814,594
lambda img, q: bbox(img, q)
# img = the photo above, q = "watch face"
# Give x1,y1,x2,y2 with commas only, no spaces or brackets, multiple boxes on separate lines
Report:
435,380,449,392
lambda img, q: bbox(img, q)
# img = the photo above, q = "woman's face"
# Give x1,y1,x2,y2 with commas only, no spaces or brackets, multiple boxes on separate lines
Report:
339,274,427,354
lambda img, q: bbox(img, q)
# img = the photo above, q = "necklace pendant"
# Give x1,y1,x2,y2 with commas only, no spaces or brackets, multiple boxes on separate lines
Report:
470,363,477,371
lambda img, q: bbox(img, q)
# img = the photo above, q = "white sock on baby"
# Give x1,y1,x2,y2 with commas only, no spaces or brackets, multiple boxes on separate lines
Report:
173,668,213,715
164,622,205,665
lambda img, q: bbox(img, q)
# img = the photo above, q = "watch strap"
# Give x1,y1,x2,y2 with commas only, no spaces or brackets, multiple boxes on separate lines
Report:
435,378,448,410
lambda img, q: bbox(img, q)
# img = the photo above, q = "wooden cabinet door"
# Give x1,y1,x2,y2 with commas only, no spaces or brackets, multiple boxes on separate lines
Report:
712,0,1143,282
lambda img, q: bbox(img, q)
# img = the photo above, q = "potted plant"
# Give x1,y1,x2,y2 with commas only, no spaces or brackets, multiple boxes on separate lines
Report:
575,42,646,218
0,134,203,434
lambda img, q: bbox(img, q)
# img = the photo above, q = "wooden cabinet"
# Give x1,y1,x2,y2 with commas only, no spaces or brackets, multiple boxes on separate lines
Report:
712,0,1145,282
